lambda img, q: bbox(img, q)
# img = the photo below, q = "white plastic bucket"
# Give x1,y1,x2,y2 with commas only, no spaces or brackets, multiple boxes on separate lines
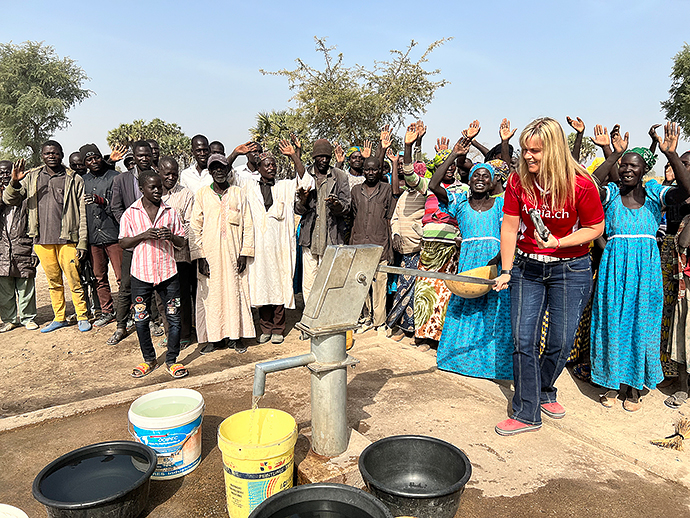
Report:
0,504,29,518
128,388,205,480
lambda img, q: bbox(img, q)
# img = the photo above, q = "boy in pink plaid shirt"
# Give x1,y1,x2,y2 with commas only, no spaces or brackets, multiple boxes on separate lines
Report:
119,170,188,379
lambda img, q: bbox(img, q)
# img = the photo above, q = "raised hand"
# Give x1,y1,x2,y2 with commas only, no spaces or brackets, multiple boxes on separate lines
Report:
610,125,629,154
290,133,302,159
566,116,585,134
404,124,418,145
380,125,392,149
414,120,427,140
648,124,662,144
464,120,481,140
659,122,680,155
109,143,128,162
453,135,473,155
234,141,259,155
361,140,373,158
590,125,610,147
290,133,302,151
386,148,397,162
435,137,449,153
11,158,27,183
334,143,345,163
279,139,295,156
499,118,516,141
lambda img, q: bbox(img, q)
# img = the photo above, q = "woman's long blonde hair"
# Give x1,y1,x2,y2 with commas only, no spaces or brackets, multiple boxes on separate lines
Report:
517,117,592,210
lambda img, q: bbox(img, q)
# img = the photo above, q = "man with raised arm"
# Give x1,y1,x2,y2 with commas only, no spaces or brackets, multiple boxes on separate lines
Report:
3,142,91,333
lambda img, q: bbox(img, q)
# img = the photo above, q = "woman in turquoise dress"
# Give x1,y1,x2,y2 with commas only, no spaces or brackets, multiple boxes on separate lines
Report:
591,123,690,410
430,138,513,380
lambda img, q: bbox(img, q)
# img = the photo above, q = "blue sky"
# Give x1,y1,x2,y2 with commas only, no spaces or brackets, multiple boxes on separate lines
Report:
3,0,689,166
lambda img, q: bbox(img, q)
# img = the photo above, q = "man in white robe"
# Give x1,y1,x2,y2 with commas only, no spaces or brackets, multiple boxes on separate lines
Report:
190,154,255,353
245,142,305,344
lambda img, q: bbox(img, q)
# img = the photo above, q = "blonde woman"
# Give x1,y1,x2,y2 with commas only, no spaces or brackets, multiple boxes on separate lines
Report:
493,117,605,436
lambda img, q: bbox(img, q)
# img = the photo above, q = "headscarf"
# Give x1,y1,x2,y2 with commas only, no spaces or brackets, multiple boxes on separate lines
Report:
486,159,509,182
413,161,427,177
345,146,361,159
623,147,657,171
469,162,496,181
425,149,453,179
586,157,605,174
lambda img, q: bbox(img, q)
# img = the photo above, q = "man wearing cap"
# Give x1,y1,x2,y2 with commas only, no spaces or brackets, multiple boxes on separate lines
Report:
295,138,351,303
80,144,122,327
180,135,211,194
190,153,255,354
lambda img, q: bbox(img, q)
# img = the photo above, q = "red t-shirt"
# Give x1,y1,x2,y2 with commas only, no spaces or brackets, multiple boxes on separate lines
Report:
503,172,604,258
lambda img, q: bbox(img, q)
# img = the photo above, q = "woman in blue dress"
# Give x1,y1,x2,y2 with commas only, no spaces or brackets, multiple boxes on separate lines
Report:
591,123,690,411
429,136,513,380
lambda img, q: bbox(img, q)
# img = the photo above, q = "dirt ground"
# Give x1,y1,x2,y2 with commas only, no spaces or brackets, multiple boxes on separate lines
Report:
1,265,307,418
2,266,690,517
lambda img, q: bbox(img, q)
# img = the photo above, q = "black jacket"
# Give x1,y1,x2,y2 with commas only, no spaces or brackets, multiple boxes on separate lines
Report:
0,196,36,278
83,168,120,245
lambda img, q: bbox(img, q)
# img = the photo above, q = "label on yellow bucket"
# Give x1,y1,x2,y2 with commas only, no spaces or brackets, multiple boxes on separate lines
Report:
218,408,297,518
222,454,294,516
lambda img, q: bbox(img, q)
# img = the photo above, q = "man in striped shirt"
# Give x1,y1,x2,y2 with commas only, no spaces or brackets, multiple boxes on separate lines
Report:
119,170,188,379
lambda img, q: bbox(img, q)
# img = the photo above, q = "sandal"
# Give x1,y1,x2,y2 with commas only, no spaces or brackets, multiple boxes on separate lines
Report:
599,390,618,408
132,361,157,378
623,397,642,412
166,363,188,379
664,391,688,409
107,328,127,345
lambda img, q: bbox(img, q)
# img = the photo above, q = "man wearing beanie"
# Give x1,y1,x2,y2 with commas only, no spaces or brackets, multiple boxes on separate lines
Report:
295,138,351,303
80,144,122,327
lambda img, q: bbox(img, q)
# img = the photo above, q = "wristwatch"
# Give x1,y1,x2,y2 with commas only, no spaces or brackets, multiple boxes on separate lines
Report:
501,269,512,275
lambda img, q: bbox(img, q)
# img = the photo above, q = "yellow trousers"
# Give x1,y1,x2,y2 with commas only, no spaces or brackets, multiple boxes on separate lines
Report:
34,244,88,322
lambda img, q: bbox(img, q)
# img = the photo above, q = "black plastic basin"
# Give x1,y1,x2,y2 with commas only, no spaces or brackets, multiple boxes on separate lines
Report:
32,441,157,518
359,435,472,518
249,483,393,518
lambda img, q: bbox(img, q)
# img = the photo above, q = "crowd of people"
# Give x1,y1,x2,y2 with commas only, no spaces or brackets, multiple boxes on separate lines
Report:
1,115,689,436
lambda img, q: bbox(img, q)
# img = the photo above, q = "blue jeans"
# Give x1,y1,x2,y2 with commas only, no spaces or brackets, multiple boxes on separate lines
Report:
131,275,181,365
510,254,592,425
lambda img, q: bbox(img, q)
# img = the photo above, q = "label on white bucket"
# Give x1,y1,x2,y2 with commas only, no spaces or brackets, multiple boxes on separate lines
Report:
132,413,202,479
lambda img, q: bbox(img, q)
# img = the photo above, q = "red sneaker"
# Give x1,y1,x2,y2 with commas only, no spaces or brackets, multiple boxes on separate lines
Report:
540,402,566,419
495,418,541,436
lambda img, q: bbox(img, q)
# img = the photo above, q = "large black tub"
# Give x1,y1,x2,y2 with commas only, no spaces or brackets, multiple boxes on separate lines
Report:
249,483,393,518
359,435,472,518
32,441,157,518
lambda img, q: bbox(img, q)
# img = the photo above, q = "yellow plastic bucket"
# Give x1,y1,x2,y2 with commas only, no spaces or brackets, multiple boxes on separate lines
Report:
217,408,297,518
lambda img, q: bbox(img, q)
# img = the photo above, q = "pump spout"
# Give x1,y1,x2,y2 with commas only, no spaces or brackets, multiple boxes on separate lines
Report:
252,353,316,398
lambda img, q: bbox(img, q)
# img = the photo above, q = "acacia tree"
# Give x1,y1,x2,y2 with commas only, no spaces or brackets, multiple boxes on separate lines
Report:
107,118,192,167
250,110,310,176
661,43,690,136
0,41,91,165
258,37,450,158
